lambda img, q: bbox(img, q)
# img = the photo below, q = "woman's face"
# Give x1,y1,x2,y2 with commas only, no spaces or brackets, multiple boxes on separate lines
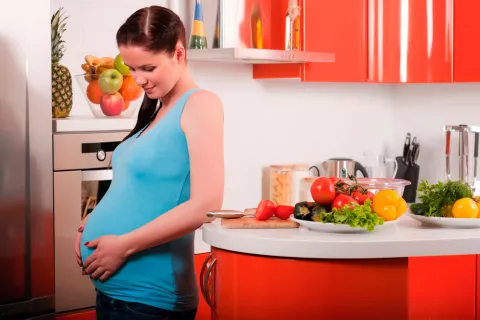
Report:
119,44,184,99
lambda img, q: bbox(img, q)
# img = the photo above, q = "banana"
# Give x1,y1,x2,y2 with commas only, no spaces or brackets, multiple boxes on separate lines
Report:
85,55,100,66
97,57,115,69
82,55,116,83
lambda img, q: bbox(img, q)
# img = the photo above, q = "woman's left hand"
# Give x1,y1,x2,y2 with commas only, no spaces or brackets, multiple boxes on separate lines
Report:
83,235,129,282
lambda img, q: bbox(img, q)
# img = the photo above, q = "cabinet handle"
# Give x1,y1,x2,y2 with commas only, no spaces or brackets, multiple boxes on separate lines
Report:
203,257,217,312
199,253,212,305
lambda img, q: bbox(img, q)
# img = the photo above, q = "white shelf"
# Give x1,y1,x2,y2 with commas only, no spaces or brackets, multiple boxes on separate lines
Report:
53,115,136,133
187,48,335,64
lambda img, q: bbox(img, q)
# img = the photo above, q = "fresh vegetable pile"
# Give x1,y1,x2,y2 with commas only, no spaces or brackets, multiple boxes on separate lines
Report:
410,180,480,218
292,175,408,231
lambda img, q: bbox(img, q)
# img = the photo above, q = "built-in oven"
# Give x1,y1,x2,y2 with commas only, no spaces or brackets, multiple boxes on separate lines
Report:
52,131,128,313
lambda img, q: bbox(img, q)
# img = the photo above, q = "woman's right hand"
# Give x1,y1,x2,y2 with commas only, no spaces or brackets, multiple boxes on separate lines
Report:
75,218,88,274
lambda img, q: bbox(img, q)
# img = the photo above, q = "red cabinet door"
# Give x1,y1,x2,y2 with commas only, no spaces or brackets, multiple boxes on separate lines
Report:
194,253,211,320
409,255,476,320
369,0,453,83
477,255,480,320
453,0,480,82
301,0,368,82
252,0,303,79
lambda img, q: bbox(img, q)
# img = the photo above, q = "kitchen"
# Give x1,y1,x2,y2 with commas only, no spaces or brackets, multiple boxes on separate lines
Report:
2,0,480,319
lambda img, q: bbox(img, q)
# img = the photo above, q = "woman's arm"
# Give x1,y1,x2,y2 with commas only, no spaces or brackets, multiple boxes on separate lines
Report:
122,89,224,255
83,90,224,280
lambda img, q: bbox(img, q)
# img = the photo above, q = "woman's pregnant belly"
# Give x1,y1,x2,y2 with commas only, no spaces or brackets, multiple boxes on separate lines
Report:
79,200,197,310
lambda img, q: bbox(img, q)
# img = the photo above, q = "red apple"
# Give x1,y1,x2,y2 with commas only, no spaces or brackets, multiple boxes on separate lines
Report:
100,92,124,116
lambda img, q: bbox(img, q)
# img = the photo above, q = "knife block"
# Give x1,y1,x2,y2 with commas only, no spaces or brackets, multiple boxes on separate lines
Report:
395,156,420,203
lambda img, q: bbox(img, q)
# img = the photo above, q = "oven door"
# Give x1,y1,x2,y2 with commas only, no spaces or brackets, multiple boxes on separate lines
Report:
53,169,112,313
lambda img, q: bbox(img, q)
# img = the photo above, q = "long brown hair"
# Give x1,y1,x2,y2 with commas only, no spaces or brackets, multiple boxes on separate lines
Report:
116,6,186,141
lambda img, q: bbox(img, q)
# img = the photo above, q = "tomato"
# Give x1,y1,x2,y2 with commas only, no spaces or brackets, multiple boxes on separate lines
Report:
331,194,358,210
352,189,374,205
255,200,276,220
275,205,294,220
310,177,336,205
372,190,407,221
329,177,343,184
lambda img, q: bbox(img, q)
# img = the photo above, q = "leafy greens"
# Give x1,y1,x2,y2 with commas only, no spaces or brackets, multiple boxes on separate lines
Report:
416,180,473,217
312,199,384,232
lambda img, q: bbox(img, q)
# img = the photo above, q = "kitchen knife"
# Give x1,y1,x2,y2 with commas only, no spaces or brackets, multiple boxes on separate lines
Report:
413,142,420,165
402,133,411,165
407,136,416,166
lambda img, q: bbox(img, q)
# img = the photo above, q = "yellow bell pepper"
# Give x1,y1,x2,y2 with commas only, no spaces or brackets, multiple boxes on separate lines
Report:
372,190,407,221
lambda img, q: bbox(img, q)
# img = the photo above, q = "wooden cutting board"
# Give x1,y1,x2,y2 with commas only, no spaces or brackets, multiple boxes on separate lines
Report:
221,217,299,229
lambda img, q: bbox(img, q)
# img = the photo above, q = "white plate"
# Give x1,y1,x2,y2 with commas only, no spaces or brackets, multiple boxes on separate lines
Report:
290,215,396,233
406,211,480,228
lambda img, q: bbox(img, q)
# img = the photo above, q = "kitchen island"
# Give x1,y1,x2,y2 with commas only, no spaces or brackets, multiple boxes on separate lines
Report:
201,216,480,320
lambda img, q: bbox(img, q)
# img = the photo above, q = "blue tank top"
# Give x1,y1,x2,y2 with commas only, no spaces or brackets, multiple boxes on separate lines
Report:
80,88,200,312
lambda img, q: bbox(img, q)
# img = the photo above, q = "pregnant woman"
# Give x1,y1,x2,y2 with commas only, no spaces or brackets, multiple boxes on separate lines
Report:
75,6,224,319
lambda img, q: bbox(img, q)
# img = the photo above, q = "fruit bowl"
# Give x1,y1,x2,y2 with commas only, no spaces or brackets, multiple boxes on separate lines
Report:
75,72,144,118
344,178,411,197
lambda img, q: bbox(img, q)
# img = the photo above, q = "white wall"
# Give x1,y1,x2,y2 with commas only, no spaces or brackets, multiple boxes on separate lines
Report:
50,0,395,210
392,84,480,185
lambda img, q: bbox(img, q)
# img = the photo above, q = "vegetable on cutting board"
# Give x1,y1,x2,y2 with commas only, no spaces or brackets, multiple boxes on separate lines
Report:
254,200,294,221
410,180,480,218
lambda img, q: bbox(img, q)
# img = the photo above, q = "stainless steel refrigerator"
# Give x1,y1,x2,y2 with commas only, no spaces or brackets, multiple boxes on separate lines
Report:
0,0,55,319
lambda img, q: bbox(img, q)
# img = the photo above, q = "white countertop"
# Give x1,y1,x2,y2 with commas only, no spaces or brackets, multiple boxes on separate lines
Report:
53,115,136,133
202,216,480,259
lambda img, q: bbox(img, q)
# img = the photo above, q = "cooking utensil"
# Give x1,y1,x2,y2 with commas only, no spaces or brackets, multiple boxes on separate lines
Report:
445,130,451,181
206,210,254,219
474,132,479,182
402,133,411,165
459,125,469,182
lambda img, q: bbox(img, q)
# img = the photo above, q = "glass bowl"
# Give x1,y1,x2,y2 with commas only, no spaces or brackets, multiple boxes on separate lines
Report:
344,178,412,196
75,73,144,118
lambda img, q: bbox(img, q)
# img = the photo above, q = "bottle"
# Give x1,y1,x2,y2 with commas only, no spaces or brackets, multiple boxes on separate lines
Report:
189,0,208,49
213,5,220,48
285,0,301,51
250,3,263,49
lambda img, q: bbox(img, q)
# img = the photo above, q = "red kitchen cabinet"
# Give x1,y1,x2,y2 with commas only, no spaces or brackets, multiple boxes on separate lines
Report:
253,0,367,82
252,0,303,79
210,247,408,320
477,255,480,320
453,0,480,82
194,253,211,320
368,0,453,83
301,0,368,82
55,310,95,320
408,255,477,320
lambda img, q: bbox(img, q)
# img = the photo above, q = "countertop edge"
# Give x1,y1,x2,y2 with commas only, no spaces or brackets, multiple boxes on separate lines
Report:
202,220,480,259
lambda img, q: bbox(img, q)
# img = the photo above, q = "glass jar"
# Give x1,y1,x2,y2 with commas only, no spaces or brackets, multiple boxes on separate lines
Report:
269,164,311,206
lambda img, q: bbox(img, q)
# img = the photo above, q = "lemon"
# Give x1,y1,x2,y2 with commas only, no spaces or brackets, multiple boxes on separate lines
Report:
452,198,478,218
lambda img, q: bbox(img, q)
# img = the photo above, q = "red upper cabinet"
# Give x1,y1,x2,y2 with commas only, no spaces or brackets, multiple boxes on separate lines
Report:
252,0,303,79
301,0,368,82
368,0,453,83
453,0,480,82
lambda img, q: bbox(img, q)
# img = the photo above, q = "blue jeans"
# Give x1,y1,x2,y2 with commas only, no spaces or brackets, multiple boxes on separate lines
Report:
96,290,197,320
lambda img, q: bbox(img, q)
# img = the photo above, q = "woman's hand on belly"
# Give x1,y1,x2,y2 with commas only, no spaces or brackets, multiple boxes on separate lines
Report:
75,217,88,274
83,235,129,282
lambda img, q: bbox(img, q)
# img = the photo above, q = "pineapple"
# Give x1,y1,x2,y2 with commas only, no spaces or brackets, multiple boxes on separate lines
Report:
51,7,73,118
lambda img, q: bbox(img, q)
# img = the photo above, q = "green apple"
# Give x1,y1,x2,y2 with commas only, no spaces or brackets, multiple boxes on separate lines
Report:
114,54,130,75
98,69,123,94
